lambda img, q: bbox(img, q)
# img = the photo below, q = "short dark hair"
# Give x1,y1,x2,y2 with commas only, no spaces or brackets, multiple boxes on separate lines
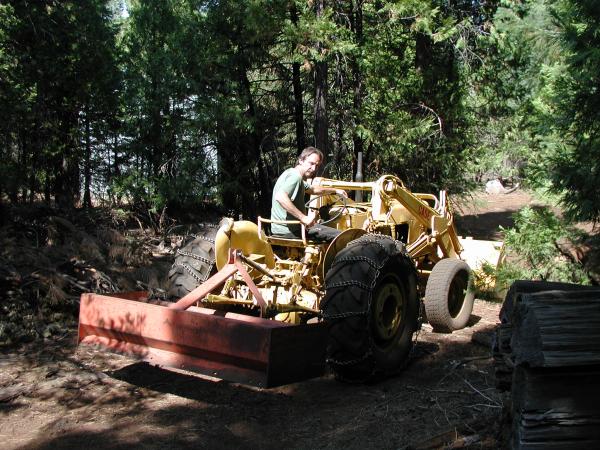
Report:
298,146,323,164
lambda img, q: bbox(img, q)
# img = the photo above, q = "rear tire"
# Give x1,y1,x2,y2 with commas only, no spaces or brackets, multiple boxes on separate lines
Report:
167,226,218,299
321,235,419,382
424,258,474,332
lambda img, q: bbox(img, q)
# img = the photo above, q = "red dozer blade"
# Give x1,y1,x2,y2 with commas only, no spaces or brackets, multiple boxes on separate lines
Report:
78,291,328,388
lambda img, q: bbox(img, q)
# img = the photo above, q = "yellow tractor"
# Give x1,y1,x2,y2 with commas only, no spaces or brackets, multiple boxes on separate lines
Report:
79,175,502,386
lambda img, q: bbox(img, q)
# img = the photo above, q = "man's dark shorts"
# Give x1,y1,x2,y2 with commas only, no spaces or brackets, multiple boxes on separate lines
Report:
273,224,341,243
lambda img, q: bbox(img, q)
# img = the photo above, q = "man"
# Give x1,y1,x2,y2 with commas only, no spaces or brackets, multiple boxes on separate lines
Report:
271,146,347,242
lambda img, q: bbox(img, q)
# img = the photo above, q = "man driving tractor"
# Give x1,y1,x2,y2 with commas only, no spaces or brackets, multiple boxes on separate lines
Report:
270,146,347,242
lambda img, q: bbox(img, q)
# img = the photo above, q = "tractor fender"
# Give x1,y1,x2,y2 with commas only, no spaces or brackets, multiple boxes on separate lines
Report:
215,220,275,271
322,228,367,279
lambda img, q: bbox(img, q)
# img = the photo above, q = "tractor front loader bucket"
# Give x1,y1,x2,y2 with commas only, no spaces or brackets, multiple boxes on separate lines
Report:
458,237,504,271
78,291,328,388
458,236,505,298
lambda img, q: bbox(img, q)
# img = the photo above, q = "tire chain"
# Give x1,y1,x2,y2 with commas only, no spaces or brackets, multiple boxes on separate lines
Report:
326,349,372,367
189,233,216,244
324,279,371,292
321,279,371,319
410,300,425,356
169,232,216,272
168,229,217,294
175,235,216,282
176,248,214,266
179,261,215,284
322,233,392,319
323,235,389,372
324,234,421,379
330,255,380,270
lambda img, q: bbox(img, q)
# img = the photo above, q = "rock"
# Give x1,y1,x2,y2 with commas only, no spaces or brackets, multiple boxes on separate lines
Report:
485,179,506,194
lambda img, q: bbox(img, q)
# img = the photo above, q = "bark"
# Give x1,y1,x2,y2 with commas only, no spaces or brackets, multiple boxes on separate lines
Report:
290,3,305,155
350,0,364,180
54,111,80,209
313,0,328,154
496,282,600,449
83,104,92,209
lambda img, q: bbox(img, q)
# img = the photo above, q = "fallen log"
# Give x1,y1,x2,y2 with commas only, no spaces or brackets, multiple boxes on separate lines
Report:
493,280,599,391
512,290,600,368
494,281,600,449
499,280,598,324
511,365,600,449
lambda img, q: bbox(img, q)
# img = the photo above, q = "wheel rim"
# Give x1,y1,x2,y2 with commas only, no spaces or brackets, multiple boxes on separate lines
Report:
372,274,405,344
448,270,468,318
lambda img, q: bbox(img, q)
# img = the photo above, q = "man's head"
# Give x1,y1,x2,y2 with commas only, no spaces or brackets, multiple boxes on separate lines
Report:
296,146,323,179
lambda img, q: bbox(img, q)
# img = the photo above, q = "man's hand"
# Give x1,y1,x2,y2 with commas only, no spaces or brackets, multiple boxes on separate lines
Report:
301,211,316,228
335,189,348,198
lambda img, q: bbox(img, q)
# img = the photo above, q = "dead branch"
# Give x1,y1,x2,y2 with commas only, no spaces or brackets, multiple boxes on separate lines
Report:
462,379,500,406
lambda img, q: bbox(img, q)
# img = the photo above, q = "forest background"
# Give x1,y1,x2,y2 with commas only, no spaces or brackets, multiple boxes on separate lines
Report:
2,0,599,224
1,0,599,327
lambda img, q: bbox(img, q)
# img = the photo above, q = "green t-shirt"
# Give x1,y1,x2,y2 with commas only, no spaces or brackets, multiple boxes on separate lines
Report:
271,168,309,236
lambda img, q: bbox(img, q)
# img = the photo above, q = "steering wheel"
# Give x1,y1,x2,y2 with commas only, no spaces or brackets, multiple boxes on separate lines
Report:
305,193,349,226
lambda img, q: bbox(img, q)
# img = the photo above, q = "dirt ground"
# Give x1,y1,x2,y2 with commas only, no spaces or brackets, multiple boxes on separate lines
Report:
454,190,536,241
0,190,535,449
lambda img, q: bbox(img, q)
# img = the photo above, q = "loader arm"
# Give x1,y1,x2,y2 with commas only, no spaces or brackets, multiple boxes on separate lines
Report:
376,175,462,260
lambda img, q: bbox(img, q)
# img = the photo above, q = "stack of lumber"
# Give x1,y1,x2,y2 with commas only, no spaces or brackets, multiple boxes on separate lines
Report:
493,280,600,449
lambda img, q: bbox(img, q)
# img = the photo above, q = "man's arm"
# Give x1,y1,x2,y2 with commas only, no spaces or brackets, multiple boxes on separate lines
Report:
274,191,315,227
306,185,348,197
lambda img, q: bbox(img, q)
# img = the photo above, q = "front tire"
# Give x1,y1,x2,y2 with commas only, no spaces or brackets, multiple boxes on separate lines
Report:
424,258,474,332
321,235,419,382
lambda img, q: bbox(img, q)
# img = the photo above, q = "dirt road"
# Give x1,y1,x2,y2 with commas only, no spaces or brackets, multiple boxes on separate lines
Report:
1,300,503,449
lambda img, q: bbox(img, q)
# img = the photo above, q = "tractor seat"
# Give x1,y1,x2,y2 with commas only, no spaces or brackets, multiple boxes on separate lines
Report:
257,217,315,247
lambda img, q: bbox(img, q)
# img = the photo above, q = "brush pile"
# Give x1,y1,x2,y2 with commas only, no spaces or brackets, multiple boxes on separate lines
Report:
0,205,177,346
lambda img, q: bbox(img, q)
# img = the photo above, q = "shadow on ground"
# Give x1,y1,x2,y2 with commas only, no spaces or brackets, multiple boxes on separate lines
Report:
455,210,517,241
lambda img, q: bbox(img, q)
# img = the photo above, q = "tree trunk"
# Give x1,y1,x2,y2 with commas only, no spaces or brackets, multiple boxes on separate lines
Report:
415,32,432,75
313,0,328,154
293,62,306,155
55,155,80,209
350,0,364,180
54,112,80,209
240,68,270,218
290,3,305,155
83,104,92,208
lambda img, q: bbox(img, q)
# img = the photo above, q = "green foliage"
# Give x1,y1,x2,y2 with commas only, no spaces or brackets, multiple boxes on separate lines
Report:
472,0,600,222
544,0,600,222
0,0,497,216
0,0,120,206
1,0,598,230
464,1,555,184
495,206,591,287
